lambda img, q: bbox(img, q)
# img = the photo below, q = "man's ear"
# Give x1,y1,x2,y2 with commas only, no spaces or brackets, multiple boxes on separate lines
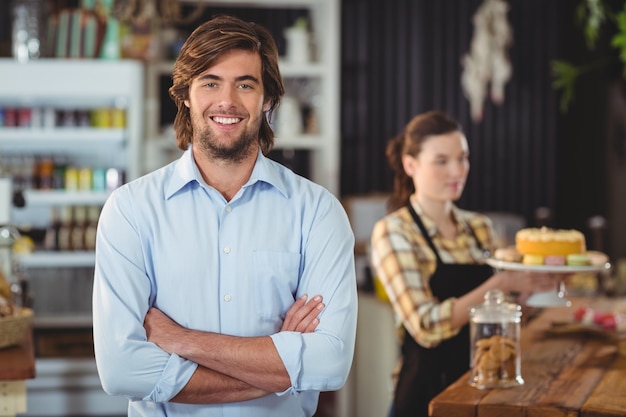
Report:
184,100,190,108
263,100,271,113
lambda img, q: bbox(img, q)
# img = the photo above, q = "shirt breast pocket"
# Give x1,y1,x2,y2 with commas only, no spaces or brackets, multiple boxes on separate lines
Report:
252,250,301,321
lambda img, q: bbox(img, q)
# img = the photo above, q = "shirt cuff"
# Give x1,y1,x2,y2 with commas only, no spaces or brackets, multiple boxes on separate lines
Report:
144,353,198,402
270,331,304,396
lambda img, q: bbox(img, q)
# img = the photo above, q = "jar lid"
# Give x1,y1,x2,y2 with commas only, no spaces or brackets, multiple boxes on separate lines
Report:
470,289,521,323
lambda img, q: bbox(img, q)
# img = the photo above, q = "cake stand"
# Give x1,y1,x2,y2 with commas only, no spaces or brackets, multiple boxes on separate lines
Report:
485,259,611,307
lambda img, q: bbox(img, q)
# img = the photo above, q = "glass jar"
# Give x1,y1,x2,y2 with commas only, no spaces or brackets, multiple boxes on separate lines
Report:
468,289,524,389
11,0,47,62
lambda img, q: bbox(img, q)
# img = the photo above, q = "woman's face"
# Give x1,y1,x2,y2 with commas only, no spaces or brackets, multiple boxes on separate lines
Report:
403,131,470,203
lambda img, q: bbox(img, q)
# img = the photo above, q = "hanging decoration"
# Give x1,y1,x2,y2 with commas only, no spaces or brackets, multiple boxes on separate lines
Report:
461,0,513,122
111,0,204,25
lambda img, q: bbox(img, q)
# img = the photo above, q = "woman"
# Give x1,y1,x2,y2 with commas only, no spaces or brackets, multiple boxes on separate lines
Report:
370,110,560,417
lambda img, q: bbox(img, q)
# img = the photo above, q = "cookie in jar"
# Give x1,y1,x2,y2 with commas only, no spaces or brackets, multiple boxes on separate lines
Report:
469,289,524,389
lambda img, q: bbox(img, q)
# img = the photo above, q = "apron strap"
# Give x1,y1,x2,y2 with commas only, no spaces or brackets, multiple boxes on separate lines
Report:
407,203,490,261
407,203,443,263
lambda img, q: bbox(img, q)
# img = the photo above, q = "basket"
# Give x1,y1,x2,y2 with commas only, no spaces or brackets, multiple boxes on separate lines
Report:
0,308,33,349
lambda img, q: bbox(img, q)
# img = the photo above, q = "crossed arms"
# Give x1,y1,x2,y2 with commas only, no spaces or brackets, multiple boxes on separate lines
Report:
143,294,325,404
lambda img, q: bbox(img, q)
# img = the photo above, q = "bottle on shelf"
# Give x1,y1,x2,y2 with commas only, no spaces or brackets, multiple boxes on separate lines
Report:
57,205,73,251
70,205,87,251
36,156,54,190
78,167,93,191
44,207,60,251
83,205,100,251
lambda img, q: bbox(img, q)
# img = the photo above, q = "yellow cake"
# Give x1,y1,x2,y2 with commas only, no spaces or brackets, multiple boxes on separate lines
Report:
515,227,586,257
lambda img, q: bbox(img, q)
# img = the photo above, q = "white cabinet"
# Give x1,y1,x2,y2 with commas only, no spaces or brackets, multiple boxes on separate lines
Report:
353,294,400,417
144,0,341,195
0,59,142,417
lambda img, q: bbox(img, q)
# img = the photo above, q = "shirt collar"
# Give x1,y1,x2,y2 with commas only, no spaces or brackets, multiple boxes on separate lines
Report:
409,196,463,237
164,145,289,200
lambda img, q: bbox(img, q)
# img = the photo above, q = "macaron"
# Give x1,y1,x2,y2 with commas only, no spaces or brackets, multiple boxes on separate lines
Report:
494,247,523,262
544,255,566,266
566,253,591,266
586,250,609,267
522,254,544,265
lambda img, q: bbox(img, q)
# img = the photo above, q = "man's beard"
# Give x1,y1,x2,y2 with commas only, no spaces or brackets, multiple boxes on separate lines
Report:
193,111,261,163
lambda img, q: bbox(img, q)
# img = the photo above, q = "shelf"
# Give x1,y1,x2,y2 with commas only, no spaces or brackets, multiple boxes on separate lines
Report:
279,61,325,77
18,251,95,268
0,128,126,150
31,357,98,374
274,134,325,149
33,314,93,329
22,190,110,206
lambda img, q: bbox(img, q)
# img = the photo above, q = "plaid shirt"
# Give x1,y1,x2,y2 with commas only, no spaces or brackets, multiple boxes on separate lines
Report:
370,200,495,348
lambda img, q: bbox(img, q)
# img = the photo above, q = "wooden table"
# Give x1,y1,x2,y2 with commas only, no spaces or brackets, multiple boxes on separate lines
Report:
429,297,626,417
0,329,35,417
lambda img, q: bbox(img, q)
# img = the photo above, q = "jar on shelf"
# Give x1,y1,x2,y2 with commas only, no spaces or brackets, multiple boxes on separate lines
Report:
11,0,47,62
468,289,524,389
284,18,311,64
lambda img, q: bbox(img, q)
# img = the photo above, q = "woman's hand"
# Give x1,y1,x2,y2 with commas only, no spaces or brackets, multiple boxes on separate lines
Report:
496,270,569,303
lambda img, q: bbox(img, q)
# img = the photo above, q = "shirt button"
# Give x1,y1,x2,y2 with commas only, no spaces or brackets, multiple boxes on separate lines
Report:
224,294,232,302
225,205,232,213
223,246,231,254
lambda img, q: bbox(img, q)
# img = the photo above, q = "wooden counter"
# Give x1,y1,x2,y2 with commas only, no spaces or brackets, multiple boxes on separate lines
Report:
429,297,626,417
0,329,35,417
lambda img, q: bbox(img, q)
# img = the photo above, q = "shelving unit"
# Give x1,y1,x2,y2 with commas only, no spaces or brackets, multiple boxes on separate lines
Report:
144,0,341,195
0,58,143,416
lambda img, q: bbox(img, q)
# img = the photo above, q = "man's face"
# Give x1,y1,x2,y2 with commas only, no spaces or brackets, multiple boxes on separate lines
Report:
185,49,269,162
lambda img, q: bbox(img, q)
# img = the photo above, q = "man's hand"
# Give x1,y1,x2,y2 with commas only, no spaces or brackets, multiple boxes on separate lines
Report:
281,295,324,333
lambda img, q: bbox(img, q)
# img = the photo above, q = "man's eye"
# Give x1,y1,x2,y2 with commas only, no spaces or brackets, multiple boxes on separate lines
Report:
238,83,252,89
204,82,217,88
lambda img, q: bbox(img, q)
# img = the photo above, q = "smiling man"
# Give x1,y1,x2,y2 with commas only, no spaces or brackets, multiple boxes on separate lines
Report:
92,15,357,417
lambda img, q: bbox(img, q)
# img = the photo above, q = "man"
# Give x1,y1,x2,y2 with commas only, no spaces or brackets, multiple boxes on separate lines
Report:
93,15,357,417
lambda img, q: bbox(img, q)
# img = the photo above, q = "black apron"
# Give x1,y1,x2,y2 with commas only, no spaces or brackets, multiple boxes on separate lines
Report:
393,205,493,417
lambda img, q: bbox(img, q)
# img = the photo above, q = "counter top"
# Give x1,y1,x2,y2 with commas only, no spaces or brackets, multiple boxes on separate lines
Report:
0,327,35,380
429,297,626,417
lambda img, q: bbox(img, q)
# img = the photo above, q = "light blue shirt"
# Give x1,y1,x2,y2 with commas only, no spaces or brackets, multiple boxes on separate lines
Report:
92,147,357,417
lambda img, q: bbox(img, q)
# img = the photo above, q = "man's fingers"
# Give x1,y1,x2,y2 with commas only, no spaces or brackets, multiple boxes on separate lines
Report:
282,295,324,332
296,302,324,332
303,317,320,333
282,295,308,330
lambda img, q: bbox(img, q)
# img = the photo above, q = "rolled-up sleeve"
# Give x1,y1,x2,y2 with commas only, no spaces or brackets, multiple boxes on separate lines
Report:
270,196,358,394
93,186,195,401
